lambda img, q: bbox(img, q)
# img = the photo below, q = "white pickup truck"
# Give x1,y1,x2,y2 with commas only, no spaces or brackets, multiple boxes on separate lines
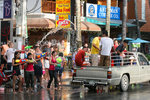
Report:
72,52,150,92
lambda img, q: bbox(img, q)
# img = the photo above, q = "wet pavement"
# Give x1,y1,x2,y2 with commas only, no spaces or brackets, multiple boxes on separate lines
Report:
1,71,150,100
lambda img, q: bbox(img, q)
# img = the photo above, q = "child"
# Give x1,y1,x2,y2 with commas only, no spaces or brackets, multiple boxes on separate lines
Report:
56,52,65,85
25,53,36,92
12,52,23,93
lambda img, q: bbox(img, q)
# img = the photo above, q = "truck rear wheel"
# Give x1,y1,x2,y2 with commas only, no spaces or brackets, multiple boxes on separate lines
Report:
120,74,129,92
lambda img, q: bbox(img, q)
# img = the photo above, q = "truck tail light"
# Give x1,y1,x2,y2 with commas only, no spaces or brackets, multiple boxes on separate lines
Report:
73,69,76,77
73,69,76,73
81,67,86,70
107,71,112,79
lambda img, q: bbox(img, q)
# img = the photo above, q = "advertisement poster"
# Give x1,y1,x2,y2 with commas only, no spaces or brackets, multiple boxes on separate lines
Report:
56,0,71,28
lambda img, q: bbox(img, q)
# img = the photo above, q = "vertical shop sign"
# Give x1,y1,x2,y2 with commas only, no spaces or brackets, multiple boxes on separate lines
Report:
3,0,12,18
56,0,71,28
1,21,10,45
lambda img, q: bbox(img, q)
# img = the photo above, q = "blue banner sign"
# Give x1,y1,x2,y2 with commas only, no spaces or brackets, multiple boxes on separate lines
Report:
3,0,12,18
86,3,120,20
97,5,120,20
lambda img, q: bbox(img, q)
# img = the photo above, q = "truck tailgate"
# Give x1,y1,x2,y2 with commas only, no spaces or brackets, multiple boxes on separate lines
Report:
75,67,109,79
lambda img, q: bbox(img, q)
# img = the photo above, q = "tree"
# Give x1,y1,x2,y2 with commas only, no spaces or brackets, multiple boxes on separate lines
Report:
134,0,141,38
122,0,127,42
106,0,111,37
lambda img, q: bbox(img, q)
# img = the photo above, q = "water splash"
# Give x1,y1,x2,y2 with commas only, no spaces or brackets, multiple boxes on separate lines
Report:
39,19,75,45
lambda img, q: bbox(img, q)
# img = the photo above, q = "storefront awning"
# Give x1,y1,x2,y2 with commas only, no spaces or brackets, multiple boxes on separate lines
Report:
13,18,55,29
81,21,101,31
13,18,101,31
86,17,136,27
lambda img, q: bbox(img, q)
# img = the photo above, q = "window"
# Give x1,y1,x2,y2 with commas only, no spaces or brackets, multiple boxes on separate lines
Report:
138,55,149,65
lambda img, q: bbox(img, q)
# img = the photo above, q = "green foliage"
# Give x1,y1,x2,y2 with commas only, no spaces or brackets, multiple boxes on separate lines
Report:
145,54,150,61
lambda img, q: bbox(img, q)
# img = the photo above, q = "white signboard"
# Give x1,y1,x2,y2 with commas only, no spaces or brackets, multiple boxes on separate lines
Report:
86,3,97,17
0,0,3,19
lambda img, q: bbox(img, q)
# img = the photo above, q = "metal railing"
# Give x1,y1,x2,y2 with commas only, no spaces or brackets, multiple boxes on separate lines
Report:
111,52,137,67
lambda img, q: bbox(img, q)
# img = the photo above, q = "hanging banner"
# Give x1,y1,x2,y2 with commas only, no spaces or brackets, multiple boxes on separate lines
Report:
56,0,71,28
0,0,12,19
3,0,12,18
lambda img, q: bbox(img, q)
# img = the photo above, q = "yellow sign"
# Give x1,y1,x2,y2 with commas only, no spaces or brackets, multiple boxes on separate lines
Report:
56,14,71,28
56,0,71,28
56,0,71,14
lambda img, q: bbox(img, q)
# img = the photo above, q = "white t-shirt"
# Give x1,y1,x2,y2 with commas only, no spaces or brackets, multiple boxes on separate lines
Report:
5,48,16,63
100,37,114,56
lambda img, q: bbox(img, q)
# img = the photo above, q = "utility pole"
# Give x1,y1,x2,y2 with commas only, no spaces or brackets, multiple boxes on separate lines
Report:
15,0,27,50
134,0,141,38
106,0,111,37
75,0,82,48
122,0,127,42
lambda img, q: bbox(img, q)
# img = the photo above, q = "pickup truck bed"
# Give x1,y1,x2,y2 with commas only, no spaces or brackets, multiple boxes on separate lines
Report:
72,52,150,92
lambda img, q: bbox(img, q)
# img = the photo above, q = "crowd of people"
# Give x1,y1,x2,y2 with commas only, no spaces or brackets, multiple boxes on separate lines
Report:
74,30,129,67
0,30,130,93
0,41,65,93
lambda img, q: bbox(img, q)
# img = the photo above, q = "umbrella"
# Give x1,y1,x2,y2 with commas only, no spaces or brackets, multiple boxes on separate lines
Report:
116,37,134,41
25,46,33,49
129,38,150,43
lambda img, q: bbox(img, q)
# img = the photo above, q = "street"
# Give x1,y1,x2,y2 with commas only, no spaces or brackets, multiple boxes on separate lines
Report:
0,71,150,100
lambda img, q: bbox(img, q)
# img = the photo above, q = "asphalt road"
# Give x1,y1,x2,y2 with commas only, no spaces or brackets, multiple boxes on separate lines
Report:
1,71,150,100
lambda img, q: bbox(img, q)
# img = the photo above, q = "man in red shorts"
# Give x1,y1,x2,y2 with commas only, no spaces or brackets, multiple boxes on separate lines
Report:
75,46,88,66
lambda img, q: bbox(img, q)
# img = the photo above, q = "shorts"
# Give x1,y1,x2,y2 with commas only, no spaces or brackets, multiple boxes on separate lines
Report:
13,69,21,76
34,65,43,77
1,55,7,64
99,55,110,67
44,60,49,69
7,63,12,70
91,54,99,66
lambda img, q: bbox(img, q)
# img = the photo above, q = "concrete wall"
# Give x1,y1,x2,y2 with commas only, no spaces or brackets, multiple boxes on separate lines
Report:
141,0,150,32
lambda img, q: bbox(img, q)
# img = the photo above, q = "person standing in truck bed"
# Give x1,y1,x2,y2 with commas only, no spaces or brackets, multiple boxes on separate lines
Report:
99,30,116,67
91,35,101,66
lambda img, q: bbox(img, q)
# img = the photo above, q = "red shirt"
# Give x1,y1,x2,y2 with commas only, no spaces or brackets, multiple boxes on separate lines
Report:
26,63,34,71
49,57,56,70
75,50,85,66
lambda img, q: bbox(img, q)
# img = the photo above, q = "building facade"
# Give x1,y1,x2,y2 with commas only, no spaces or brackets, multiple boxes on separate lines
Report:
25,0,150,54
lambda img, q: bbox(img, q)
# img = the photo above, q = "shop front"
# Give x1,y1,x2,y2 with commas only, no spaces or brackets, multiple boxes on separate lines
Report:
13,17,101,56
85,3,136,38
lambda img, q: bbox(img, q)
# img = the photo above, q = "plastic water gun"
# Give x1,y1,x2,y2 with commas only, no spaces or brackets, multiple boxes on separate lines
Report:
15,59,34,63
37,52,47,58
15,59,27,63
26,59,35,63
25,45,33,49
